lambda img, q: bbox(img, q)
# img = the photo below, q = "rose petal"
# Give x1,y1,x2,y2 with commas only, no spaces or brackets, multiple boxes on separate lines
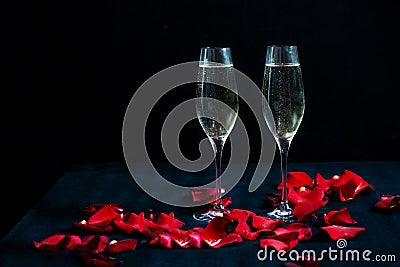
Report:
80,235,110,253
286,223,312,241
33,234,77,251
88,205,121,227
324,208,357,225
288,186,325,206
373,194,400,212
105,239,138,254
315,173,332,193
83,204,124,215
260,230,299,252
251,215,283,231
206,232,242,248
320,225,366,240
278,172,314,190
113,212,147,234
202,217,232,243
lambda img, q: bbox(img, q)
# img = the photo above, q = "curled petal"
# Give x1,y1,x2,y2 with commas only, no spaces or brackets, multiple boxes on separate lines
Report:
285,223,313,241
278,172,314,190
88,205,120,227
188,230,203,248
324,208,357,225
113,212,147,234
202,217,232,243
288,186,325,206
80,235,110,253
315,173,332,193
293,201,325,222
250,215,283,231
373,194,400,212
205,232,242,248
105,239,138,254
320,225,366,240
83,204,124,215
33,234,79,251
226,209,254,223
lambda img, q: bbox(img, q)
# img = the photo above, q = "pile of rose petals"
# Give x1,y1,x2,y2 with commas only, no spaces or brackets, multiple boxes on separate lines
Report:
267,170,375,222
33,169,393,267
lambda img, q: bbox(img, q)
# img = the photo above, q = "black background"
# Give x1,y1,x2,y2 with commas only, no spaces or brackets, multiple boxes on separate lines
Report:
2,0,399,238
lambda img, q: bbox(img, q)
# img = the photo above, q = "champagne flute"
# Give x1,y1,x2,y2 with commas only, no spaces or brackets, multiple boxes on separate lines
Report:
262,45,305,221
193,47,239,222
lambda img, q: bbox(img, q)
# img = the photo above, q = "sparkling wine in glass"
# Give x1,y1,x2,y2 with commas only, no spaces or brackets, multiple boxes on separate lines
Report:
193,47,239,222
262,45,305,221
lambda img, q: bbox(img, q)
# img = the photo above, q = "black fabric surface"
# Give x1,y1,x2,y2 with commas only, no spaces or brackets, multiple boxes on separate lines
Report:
0,161,399,267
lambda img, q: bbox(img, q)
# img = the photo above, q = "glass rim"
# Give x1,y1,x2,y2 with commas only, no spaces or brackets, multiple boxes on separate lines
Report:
201,47,231,50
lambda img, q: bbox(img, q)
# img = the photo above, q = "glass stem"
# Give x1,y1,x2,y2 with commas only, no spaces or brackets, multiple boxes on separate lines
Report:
212,138,225,211
277,138,291,211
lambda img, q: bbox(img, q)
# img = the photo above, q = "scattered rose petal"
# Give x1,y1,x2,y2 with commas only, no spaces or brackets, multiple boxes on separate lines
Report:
105,239,138,254
88,205,121,227
285,223,312,241
83,249,122,267
83,204,124,215
113,212,147,234
324,207,357,225
320,225,366,240
202,217,242,248
373,194,400,212
288,186,327,221
278,172,314,190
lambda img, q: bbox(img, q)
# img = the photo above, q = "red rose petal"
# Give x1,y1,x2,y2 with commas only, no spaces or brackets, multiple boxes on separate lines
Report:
81,235,110,253
320,225,366,240
188,230,203,248
206,232,242,248
324,208,357,225
315,173,332,193
83,204,124,215
260,230,299,252
33,234,68,251
202,217,231,243
373,194,400,212
105,239,138,254
278,172,314,190
88,205,121,227
251,215,283,231
113,212,147,234
286,223,313,241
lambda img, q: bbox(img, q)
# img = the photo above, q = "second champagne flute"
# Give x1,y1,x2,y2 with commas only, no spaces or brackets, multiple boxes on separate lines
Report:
193,47,239,222
262,45,305,221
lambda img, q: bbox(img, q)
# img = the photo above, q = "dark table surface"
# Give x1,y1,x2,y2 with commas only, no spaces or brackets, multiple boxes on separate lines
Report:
1,161,399,267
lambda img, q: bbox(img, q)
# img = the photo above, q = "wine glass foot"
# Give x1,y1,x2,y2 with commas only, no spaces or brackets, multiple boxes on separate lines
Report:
193,209,226,223
266,208,297,223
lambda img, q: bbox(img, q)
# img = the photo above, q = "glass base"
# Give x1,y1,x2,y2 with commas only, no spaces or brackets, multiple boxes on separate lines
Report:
266,201,297,222
193,208,227,223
